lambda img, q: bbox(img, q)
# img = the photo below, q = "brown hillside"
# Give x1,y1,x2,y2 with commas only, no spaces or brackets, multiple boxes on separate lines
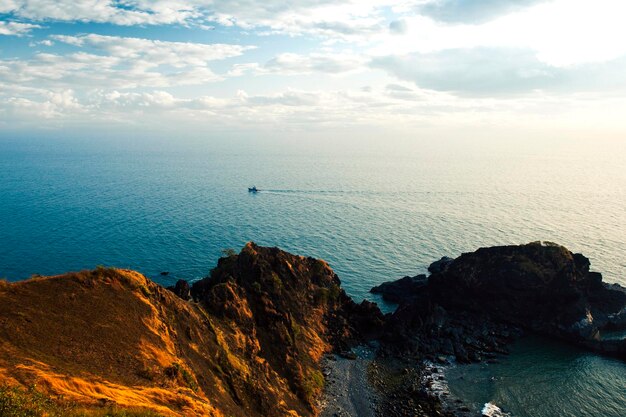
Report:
0,243,383,416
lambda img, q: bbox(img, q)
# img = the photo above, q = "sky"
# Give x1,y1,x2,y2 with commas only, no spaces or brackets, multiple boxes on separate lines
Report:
1,0,626,140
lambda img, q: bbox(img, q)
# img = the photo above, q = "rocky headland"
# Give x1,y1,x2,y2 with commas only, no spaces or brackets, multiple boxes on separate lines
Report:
374,241,626,362
0,241,624,416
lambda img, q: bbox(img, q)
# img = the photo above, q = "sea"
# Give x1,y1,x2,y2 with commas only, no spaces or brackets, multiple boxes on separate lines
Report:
0,135,625,416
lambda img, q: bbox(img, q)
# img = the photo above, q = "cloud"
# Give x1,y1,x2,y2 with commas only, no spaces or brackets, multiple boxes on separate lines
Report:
92,90,181,111
230,52,365,76
372,48,556,95
371,47,626,95
237,89,320,107
0,21,41,36
4,78,626,138
2,0,198,26
416,0,548,24
2,89,83,120
389,19,408,35
29,39,53,47
199,1,393,40
264,53,365,74
1,34,253,90
3,0,626,136
1,1,399,39
51,34,252,65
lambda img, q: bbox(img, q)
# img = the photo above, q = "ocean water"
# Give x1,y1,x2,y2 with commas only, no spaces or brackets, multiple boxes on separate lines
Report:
446,336,626,417
1,135,625,416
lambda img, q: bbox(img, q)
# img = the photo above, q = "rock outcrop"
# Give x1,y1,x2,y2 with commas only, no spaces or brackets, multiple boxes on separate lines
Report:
188,243,384,414
370,275,427,303
167,279,192,301
1,241,624,417
375,241,626,361
0,243,384,417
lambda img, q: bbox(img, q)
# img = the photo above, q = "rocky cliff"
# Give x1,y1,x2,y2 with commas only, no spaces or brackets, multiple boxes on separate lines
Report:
375,241,626,362
0,242,383,416
1,241,624,416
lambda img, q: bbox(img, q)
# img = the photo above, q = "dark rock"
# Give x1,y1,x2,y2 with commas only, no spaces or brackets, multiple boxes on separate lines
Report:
189,242,386,411
370,274,427,303
427,242,626,350
339,350,358,360
167,279,192,301
375,241,626,362
428,257,454,274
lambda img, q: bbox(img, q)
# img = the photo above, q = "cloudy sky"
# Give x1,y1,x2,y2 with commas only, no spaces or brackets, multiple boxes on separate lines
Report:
1,0,626,140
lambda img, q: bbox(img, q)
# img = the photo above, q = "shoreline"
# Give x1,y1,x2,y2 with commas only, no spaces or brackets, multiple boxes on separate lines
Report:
319,345,379,417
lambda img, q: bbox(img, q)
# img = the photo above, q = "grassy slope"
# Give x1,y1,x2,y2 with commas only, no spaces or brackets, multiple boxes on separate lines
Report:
0,243,358,417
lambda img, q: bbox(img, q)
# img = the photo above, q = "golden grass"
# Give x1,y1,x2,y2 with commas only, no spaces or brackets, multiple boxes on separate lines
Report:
0,269,229,417
11,360,219,417
0,382,174,416
0,255,337,417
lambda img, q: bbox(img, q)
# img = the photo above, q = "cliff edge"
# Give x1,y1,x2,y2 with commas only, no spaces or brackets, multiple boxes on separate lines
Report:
0,242,383,416
1,241,624,417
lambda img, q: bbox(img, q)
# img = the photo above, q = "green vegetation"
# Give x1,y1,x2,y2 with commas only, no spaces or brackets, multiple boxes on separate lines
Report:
164,363,198,392
221,248,237,257
270,272,283,291
314,283,341,305
328,283,341,301
311,260,326,277
301,370,325,404
0,384,69,417
290,316,302,342
179,367,198,392
0,385,163,417
138,284,152,298
94,265,116,276
314,287,330,305
93,267,152,297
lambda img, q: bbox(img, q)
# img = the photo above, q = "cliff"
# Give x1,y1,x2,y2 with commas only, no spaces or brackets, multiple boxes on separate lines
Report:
375,241,626,361
1,241,624,416
0,242,382,416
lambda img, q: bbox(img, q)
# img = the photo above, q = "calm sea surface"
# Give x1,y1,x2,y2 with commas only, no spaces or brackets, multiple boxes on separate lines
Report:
446,336,626,417
0,136,625,416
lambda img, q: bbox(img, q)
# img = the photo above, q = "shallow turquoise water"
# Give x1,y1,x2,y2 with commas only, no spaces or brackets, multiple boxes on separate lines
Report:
447,336,626,417
1,136,625,416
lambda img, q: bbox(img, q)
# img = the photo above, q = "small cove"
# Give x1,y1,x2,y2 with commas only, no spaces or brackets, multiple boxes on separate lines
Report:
446,335,626,417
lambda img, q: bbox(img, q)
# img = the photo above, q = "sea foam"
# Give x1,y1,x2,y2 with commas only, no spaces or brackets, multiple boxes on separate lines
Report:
482,401,511,417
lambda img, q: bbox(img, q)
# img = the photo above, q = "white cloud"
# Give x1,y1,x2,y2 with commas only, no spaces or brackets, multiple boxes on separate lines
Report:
3,0,626,136
415,0,548,24
3,76,626,139
51,34,253,66
371,0,626,68
2,89,83,119
238,89,320,106
0,21,41,36
1,0,398,39
1,34,253,90
3,0,198,26
94,90,179,109
230,52,365,76
389,19,408,35
371,47,626,95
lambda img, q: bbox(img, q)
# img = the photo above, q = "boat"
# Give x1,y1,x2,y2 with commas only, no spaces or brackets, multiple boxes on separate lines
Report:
248,186,258,193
